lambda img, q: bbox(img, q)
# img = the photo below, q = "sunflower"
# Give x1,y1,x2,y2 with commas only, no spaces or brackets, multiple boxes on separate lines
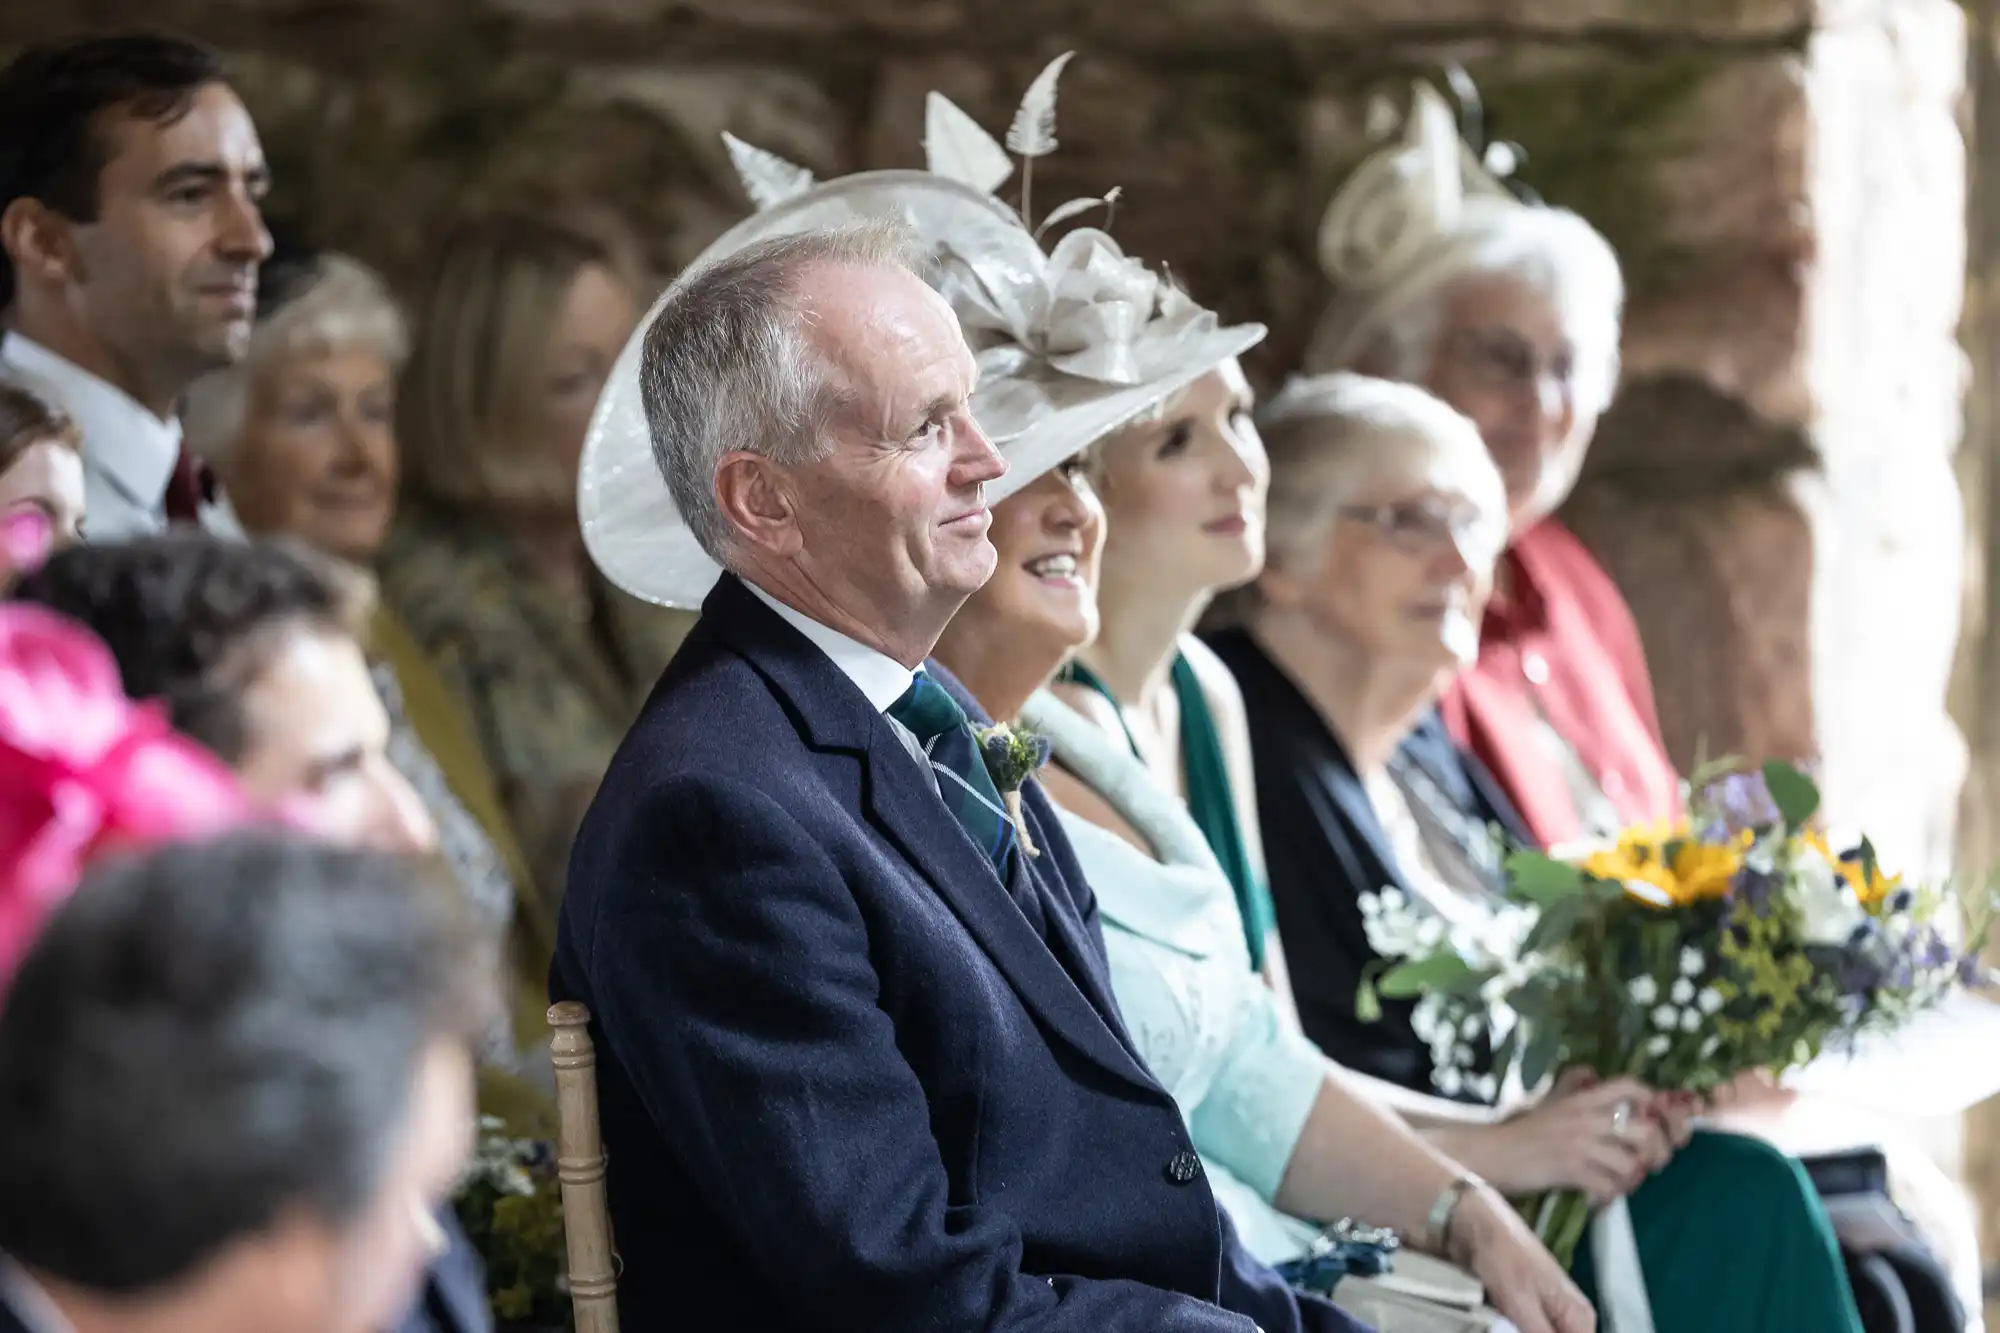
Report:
1579,823,1748,908
1581,824,1683,907
1668,833,1750,905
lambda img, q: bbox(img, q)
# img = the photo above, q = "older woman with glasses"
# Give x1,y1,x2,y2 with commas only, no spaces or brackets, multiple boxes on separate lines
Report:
1305,84,1665,850
1204,372,1865,1333
1300,81,1978,1333
182,249,555,1137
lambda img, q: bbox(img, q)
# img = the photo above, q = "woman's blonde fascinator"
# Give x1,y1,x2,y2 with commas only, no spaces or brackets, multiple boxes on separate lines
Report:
579,54,1265,609
1308,79,1542,374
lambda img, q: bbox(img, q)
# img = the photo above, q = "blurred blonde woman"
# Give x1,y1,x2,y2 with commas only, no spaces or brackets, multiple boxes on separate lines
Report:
379,213,695,920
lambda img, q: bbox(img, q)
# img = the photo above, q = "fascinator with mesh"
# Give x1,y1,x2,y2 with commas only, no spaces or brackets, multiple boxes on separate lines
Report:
578,54,1266,610
1307,80,1552,374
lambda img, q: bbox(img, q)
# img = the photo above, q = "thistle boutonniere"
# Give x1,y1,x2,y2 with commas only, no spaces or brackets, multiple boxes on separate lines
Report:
977,723,1053,857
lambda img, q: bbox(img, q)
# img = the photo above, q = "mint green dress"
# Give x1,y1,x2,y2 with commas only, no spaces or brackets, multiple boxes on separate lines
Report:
1022,688,1320,1263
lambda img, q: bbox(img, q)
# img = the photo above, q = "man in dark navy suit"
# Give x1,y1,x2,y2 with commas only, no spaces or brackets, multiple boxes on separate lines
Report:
554,217,1403,1332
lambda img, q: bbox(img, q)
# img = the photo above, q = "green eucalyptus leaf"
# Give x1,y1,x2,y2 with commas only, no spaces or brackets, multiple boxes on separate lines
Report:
1521,1024,1563,1090
1378,953,1479,999
1355,974,1383,1024
1762,760,1821,832
1508,851,1586,906
1523,895,1583,955
1490,1025,1521,1082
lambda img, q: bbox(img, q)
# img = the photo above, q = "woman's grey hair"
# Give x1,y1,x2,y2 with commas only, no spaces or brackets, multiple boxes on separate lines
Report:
638,221,930,561
182,255,407,468
1207,372,1497,628
1368,207,1625,417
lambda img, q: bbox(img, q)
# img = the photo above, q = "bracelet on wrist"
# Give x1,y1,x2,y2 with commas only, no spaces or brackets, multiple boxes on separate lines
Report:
1424,1172,1485,1259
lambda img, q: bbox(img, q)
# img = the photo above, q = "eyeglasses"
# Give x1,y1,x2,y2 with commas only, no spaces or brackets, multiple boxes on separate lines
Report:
1337,499,1504,562
1442,327,1578,395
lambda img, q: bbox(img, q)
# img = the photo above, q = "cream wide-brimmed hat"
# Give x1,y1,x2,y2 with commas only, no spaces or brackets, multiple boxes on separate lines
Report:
1307,81,1544,375
578,54,1266,609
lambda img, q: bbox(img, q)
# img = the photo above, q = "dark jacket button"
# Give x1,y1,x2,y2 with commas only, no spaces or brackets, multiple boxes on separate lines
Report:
1165,1150,1202,1185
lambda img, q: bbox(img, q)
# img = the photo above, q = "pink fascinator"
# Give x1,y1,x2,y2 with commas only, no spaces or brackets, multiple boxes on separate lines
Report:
0,603,253,990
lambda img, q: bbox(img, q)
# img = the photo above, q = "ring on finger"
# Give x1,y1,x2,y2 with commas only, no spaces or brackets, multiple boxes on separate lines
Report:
1609,1100,1632,1137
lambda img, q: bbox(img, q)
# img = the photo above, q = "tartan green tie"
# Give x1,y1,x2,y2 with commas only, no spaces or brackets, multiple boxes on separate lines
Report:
888,671,1018,882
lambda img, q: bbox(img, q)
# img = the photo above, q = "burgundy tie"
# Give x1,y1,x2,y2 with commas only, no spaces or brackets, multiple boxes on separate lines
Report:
163,447,214,524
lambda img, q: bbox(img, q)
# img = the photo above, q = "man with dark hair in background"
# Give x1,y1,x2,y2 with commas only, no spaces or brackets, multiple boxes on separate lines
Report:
0,33,272,539
0,832,492,1333
12,531,434,854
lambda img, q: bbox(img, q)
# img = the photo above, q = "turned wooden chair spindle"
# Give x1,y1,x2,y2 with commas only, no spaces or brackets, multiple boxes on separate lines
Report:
548,1001,619,1333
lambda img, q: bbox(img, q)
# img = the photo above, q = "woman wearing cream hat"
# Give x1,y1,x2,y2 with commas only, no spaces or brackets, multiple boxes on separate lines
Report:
1284,77,1964,1333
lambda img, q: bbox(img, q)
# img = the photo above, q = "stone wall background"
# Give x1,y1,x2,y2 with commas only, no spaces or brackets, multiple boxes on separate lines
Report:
13,0,1964,871
4,0,1991,1275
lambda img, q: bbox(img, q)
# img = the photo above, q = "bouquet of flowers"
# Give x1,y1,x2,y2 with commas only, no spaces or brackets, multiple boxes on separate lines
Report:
1354,758,1993,1266
453,1118,571,1331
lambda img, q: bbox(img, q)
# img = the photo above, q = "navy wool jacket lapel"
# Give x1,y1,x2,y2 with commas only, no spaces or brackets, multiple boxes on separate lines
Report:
709,580,1154,1095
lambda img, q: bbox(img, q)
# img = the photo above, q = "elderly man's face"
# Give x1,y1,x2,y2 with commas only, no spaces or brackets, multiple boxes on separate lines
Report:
779,263,1005,653
1423,273,1597,532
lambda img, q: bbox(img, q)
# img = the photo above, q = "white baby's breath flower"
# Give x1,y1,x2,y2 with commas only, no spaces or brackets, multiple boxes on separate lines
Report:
1697,987,1724,1016
1411,1005,1438,1041
1460,1014,1481,1039
1679,947,1704,977
1471,1073,1499,1103
1414,917,1446,949
1679,1008,1701,1034
1699,1034,1721,1060
1437,1067,1465,1097
1670,978,1695,1005
1646,1034,1672,1058
1454,1043,1476,1069
1652,1005,1679,1031
1358,893,1382,919
1629,976,1659,1006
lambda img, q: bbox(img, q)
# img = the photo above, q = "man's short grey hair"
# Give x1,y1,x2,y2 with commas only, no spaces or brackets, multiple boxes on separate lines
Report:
639,221,931,560
1369,207,1625,418
182,255,407,468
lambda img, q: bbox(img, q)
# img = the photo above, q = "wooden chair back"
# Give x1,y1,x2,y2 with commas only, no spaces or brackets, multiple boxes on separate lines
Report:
547,1001,618,1333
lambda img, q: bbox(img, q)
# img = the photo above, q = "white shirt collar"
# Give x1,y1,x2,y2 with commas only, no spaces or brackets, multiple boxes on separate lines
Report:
744,582,915,714
0,1258,76,1333
0,331,182,517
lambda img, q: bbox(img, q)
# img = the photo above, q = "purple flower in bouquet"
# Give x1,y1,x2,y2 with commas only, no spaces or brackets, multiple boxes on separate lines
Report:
1823,934,1890,998
1701,771,1781,838
1730,865,1782,916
